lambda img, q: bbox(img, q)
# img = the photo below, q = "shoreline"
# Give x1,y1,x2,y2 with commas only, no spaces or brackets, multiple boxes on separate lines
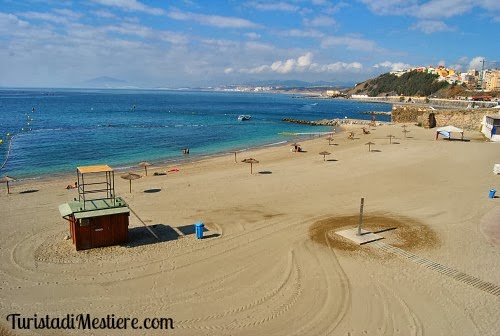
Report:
4,128,338,186
2,121,353,184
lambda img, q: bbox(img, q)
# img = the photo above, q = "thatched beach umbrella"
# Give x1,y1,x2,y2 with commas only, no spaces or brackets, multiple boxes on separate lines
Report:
402,129,410,138
121,173,141,193
242,158,259,174
0,176,15,194
365,141,375,152
319,151,331,161
138,161,152,176
326,137,334,145
387,134,395,144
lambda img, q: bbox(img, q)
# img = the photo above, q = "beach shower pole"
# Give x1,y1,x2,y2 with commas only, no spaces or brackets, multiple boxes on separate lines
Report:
357,198,365,236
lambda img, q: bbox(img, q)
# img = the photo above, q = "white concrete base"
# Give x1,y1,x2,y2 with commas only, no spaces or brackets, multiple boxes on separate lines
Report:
335,228,384,245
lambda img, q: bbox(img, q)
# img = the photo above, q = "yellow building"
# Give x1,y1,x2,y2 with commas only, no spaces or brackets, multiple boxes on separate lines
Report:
325,90,341,97
437,68,449,77
485,70,500,91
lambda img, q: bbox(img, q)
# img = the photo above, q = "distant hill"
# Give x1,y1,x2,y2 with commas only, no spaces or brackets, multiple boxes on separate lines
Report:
241,79,355,89
82,76,129,88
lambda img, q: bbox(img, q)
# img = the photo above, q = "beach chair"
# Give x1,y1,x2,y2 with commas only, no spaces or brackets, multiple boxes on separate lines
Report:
362,127,370,135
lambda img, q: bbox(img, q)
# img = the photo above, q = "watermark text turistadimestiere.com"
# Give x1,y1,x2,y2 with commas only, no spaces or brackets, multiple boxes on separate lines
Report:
5,313,174,331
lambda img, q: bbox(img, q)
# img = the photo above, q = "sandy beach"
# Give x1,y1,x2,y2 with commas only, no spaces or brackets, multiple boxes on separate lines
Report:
1,123,499,335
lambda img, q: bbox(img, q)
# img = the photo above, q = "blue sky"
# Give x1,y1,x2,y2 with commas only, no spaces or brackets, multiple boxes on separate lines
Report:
1,0,499,88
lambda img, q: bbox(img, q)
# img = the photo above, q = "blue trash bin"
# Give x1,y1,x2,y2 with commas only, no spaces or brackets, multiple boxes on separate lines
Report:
489,189,496,199
195,222,205,239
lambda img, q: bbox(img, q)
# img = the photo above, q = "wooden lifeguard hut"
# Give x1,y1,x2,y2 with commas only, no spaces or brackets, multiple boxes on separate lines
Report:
58,165,130,251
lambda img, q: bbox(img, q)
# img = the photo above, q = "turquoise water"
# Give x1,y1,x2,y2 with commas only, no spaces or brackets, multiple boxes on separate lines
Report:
0,89,391,180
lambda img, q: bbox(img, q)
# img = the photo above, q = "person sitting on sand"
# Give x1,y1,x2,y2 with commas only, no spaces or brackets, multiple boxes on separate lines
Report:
66,182,77,189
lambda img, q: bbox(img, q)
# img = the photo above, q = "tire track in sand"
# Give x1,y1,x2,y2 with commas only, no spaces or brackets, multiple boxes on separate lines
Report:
176,250,301,330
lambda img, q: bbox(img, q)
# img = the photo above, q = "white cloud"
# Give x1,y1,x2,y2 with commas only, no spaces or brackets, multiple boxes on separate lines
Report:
158,31,189,45
92,9,118,19
418,0,476,19
105,23,153,38
469,56,486,71
297,53,313,67
92,0,165,15
201,38,240,49
167,8,260,28
245,32,261,39
321,36,377,51
303,15,336,27
448,63,464,72
373,61,411,72
53,9,83,20
237,53,363,75
361,0,500,19
16,11,72,24
0,13,29,33
359,0,417,16
280,29,324,38
447,56,472,72
244,41,276,52
246,1,300,12
412,20,454,33
312,62,363,72
480,0,500,11
239,53,312,74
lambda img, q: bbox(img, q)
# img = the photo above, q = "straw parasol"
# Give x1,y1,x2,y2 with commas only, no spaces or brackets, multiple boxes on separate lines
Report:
121,173,141,193
326,137,334,145
0,176,15,194
319,151,331,161
242,158,259,174
387,134,395,144
365,141,375,152
138,161,152,176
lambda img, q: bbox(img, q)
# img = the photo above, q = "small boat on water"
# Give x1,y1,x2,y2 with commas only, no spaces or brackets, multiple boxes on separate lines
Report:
238,115,251,121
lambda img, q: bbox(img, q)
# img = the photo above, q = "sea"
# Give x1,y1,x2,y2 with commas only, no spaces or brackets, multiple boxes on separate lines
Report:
0,89,391,181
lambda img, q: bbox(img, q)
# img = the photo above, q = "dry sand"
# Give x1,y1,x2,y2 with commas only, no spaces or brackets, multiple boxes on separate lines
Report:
1,123,499,335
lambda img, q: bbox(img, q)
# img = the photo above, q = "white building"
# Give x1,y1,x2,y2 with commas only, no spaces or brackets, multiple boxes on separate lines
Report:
481,115,500,142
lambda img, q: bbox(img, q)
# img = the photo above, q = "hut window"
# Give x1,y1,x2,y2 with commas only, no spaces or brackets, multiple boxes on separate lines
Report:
80,218,90,226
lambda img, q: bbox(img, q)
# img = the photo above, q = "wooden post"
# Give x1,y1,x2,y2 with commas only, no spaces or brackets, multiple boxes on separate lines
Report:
128,205,160,241
357,198,364,236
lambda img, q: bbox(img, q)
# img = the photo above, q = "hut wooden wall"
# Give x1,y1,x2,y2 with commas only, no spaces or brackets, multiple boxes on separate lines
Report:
70,213,129,251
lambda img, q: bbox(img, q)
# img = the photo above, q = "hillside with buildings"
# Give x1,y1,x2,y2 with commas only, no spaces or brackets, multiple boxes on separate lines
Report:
346,64,500,100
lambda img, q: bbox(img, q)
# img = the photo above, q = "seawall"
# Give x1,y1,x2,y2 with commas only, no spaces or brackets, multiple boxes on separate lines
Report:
391,105,500,130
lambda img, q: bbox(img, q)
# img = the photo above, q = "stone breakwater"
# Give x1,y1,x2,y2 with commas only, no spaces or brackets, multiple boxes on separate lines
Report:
282,118,387,126
360,111,392,116
282,118,338,126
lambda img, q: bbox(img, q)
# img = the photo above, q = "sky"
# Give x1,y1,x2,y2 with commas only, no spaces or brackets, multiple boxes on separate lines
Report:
1,0,499,88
